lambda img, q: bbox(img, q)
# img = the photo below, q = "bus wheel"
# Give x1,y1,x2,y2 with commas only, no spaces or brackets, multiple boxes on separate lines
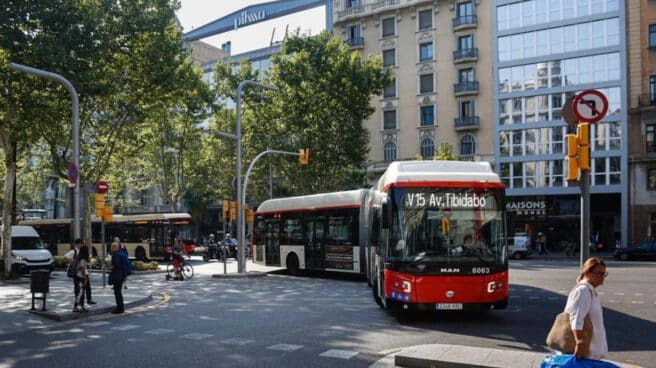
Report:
373,277,383,307
286,253,299,275
135,247,146,261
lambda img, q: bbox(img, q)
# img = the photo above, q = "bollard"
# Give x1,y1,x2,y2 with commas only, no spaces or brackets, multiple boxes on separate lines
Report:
30,270,50,311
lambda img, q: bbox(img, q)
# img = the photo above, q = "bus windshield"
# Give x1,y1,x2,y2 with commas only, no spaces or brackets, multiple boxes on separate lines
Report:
388,187,506,264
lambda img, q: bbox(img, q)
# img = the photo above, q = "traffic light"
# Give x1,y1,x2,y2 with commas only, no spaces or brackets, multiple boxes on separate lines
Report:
577,123,590,171
230,200,237,221
298,148,309,165
441,217,450,234
565,123,591,181
566,134,579,181
222,200,229,221
103,205,113,223
94,193,105,217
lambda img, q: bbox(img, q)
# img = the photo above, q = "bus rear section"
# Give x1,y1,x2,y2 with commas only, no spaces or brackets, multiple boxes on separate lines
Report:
253,189,368,275
371,160,509,312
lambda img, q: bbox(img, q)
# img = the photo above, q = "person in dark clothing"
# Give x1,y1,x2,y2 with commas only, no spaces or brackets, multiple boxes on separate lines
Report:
109,242,125,314
66,238,95,308
73,245,90,312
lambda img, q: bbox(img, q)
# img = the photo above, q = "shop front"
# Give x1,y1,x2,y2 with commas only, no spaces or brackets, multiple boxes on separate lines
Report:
506,194,621,253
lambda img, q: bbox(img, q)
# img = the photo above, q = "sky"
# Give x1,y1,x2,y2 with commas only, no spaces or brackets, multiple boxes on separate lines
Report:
176,0,327,55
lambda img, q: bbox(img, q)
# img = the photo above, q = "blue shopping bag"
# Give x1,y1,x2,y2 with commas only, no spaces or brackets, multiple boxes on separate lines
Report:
541,355,621,368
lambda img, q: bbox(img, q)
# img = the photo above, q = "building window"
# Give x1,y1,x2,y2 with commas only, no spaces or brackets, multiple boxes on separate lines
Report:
347,0,360,8
382,49,395,67
418,9,433,30
650,24,656,48
419,74,434,94
420,106,434,126
383,110,397,130
348,25,362,46
650,75,656,103
383,78,396,98
458,67,474,83
460,134,475,156
384,141,397,161
459,100,474,117
420,138,435,159
649,169,656,190
458,35,473,51
419,42,434,61
382,17,395,38
457,1,474,18
647,124,656,153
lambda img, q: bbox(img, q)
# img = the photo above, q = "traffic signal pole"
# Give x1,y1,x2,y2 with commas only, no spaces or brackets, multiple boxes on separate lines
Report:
580,141,591,266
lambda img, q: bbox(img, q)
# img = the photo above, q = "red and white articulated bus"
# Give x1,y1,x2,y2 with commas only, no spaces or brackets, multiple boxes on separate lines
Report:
369,161,508,312
253,160,509,312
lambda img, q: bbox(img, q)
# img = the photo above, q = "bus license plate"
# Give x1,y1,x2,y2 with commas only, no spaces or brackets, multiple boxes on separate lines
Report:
436,303,463,310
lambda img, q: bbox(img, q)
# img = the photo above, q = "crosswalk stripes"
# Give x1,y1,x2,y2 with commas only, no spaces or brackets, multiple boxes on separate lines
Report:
319,349,359,359
144,328,175,335
266,343,303,352
181,332,213,340
111,324,140,331
220,337,255,346
84,321,110,327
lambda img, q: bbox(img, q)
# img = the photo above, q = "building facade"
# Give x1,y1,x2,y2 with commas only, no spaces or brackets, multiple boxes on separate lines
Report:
493,0,627,248
627,0,656,243
332,0,495,176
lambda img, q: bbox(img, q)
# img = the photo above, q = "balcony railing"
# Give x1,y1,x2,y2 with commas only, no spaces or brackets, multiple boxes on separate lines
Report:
347,37,364,48
452,14,478,29
453,81,479,95
337,0,400,19
453,48,478,62
454,116,480,130
638,94,656,107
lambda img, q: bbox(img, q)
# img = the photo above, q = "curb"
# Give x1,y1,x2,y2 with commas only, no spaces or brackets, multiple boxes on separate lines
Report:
28,293,155,322
211,271,268,279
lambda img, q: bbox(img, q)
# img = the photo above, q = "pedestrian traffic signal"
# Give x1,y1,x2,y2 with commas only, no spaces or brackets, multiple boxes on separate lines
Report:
298,148,309,165
441,217,450,234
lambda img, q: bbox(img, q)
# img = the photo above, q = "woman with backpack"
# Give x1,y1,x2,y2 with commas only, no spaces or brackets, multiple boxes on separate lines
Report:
73,245,90,313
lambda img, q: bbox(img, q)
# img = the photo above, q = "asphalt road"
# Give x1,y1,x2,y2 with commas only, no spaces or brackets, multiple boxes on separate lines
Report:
0,257,653,368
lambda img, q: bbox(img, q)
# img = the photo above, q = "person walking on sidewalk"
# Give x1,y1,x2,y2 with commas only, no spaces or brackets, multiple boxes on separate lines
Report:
65,239,96,308
114,236,129,290
73,245,90,312
109,242,125,314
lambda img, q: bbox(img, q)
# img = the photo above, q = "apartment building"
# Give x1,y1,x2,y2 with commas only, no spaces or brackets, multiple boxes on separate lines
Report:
333,0,495,177
493,0,627,248
627,0,656,242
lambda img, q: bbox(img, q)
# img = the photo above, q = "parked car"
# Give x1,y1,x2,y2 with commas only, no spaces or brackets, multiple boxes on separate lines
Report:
614,240,656,261
507,234,531,260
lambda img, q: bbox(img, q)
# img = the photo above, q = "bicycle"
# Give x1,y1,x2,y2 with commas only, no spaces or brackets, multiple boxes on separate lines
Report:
165,258,194,280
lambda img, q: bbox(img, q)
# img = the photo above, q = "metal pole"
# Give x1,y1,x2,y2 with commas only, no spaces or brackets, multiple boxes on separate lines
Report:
101,219,106,288
234,80,277,273
8,63,81,240
580,171,590,266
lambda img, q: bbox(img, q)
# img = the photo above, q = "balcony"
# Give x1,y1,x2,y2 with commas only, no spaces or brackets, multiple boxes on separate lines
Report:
453,81,479,96
337,0,400,20
453,48,478,63
452,15,478,30
454,116,480,131
346,37,364,49
638,94,656,108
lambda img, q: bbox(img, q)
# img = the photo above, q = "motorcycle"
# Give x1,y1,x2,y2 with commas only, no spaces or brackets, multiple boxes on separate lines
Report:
202,242,226,262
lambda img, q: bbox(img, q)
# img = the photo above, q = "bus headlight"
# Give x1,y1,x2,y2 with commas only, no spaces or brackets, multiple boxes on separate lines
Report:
11,252,25,261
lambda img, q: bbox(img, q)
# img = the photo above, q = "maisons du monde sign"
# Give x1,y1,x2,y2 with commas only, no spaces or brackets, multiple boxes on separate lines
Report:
506,200,546,216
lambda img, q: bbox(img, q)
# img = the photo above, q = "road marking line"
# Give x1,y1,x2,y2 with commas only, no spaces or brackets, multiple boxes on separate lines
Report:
111,324,140,331
267,343,303,352
84,321,110,327
221,338,255,346
182,333,213,340
631,301,644,304
145,329,175,335
320,349,359,359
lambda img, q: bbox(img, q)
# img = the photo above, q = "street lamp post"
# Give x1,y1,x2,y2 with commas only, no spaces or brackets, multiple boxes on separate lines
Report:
219,80,277,273
9,63,81,239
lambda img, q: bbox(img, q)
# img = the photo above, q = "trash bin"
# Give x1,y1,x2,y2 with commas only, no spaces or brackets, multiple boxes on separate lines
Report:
30,270,50,293
30,270,49,311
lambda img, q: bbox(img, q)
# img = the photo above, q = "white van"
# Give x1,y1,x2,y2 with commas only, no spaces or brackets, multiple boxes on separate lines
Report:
508,234,531,260
6,225,54,276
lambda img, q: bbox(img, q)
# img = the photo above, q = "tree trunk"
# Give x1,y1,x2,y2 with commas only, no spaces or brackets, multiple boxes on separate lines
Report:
0,130,17,279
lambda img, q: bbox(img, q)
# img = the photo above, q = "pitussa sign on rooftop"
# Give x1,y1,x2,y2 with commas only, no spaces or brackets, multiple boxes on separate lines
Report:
234,10,267,29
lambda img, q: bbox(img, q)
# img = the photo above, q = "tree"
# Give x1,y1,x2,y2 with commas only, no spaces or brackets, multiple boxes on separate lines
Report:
435,142,456,161
211,31,392,206
0,0,210,277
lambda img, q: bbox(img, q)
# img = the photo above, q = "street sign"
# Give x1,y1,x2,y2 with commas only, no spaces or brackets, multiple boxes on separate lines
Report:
572,89,608,124
562,95,578,127
67,162,78,184
96,181,109,194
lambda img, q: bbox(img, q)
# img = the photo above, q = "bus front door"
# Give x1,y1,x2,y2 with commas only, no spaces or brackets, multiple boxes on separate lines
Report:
305,217,326,270
265,219,280,266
